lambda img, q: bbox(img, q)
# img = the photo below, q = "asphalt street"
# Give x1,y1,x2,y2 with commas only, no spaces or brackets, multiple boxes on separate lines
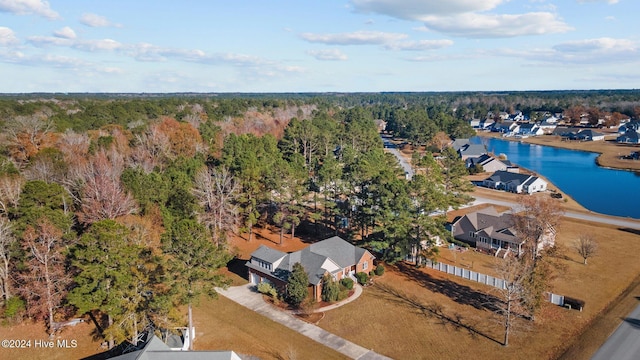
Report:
590,303,640,360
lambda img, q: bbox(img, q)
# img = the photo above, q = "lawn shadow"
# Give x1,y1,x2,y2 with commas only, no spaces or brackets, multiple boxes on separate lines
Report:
374,282,503,346
226,257,249,279
618,227,640,236
623,317,640,329
396,262,500,312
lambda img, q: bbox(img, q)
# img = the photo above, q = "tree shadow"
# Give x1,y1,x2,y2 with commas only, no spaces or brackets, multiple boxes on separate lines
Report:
375,282,503,346
396,262,500,312
623,317,640,329
226,257,249,279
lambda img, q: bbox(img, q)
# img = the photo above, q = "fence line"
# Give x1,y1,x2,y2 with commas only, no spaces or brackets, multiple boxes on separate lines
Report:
421,259,567,307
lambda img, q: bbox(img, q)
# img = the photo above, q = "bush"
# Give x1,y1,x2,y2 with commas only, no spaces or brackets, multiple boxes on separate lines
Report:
321,275,340,302
355,272,369,285
374,264,385,276
3,296,25,320
257,282,278,298
340,277,354,290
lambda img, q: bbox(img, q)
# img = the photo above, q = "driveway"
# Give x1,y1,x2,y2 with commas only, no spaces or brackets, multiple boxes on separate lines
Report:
218,285,391,360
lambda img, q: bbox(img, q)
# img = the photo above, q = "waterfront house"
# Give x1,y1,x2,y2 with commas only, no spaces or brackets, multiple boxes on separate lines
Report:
457,143,487,160
482,170,547,194
246,236,375,301
451,207,555,256
518,123,544,137
466,154,514,173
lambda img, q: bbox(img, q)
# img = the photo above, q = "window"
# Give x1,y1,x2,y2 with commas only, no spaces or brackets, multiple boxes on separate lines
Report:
363,261,368,270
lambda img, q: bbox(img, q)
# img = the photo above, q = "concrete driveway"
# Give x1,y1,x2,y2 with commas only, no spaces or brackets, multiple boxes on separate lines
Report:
218,284,391,360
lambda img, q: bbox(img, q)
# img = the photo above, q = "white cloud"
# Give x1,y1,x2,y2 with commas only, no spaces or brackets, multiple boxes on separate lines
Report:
605,16,616,21
54,26,76,39
80,13,122,28
496,37,638,65
0,0,58,19
351,0,504,19
576,0,619,4
0,26,19,45
553,37,635,53
74,39,122,51
422,12,573,38
350,0,571,38
300,30,407,45
384,39,453,51
307,49,348,61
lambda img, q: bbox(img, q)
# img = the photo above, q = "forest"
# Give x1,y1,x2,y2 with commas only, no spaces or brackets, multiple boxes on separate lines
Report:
0,90,638,348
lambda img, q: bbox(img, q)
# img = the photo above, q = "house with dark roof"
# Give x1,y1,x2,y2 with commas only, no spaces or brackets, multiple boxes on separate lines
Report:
451,207,555,257
483,170,547,194
457,143,487,160
466,154,514,173
617,131,640,144
517,123,543,137
246,236,375,301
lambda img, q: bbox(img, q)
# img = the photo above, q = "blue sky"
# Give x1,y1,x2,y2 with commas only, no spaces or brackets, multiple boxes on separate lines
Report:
0,0,638,92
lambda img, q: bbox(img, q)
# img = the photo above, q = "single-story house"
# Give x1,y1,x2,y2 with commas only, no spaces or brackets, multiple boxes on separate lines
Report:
451,138,470,151
617,131,640,144
518,123,544,137
538,120,558,134
457,143,487,160
246,236,375,302
451,207,556,256
574,129,605,141
466,154,514,173
483,170,547,194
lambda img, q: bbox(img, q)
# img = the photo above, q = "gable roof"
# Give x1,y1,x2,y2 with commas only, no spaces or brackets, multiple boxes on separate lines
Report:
455,207,521,245
451,138,470,151
248,236,374,286
458,144,487,157
485,170,533,184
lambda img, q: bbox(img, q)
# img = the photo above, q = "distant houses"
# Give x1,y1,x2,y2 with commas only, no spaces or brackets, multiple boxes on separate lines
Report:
617,121,640,144
482,170,548,194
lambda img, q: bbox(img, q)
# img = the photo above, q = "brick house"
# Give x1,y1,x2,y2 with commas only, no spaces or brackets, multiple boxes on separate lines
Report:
246,236,375,301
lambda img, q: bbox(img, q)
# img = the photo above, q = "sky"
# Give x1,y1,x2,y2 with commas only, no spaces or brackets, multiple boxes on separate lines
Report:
0,0,639,93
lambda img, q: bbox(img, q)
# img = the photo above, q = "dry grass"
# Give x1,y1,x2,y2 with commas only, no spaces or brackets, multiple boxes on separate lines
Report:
316,217,640,360
192,296,347,360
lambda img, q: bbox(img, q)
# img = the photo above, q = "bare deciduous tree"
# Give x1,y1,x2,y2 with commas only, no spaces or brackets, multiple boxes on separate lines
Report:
493,256,529,347
575,233,598,265
18,219,71,337
77,150,138,224
0,176,24,214
515,196,563,260
193,166,239,245
0,216,15,302
4,114,54,162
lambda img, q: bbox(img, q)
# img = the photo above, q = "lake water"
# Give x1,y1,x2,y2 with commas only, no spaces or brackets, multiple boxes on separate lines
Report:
471,137,640,219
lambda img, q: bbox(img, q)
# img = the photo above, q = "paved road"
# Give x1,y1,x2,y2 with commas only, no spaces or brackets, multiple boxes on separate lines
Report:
471,196,640,230
385,148,414,180
591,304,640,360
218,284,391,360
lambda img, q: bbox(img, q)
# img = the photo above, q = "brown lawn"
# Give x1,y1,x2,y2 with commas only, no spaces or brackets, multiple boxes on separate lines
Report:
316,217,640,360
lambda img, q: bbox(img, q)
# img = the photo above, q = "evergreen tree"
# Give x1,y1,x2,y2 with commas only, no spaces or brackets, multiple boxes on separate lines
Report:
286,262,308,308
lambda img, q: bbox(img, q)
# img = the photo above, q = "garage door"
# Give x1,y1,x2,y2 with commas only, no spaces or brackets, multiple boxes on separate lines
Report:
250,272,261,285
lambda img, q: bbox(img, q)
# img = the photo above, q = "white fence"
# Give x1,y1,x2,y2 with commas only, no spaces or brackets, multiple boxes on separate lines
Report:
422,259,567,307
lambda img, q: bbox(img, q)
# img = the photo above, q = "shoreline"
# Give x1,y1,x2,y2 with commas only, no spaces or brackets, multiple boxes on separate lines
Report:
475,132,640,172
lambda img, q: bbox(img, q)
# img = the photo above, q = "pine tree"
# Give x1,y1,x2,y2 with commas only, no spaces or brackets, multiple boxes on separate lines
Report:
286,263,309,308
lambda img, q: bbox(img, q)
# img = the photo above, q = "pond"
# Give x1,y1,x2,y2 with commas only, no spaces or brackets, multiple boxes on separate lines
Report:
471,137,640,219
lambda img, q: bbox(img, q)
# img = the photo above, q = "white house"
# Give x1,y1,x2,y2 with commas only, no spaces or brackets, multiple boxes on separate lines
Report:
483,170,548,194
